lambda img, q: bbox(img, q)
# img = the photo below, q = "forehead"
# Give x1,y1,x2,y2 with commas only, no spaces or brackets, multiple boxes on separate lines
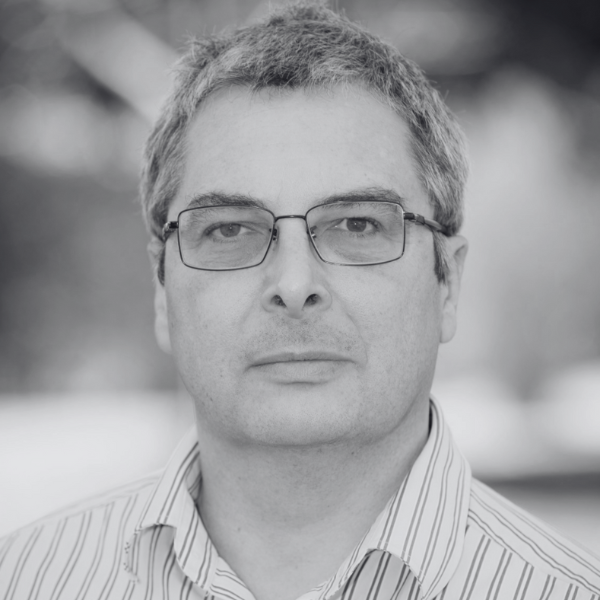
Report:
173,85,427,215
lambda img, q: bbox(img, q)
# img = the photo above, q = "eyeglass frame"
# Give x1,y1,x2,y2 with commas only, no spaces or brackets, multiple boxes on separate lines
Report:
162,201,449,272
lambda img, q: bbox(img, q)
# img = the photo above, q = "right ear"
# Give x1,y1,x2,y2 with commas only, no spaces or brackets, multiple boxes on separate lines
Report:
154,279,172,355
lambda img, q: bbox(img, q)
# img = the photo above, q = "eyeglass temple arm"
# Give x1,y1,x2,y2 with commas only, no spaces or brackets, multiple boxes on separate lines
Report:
162,221,178,241
404,213,447,235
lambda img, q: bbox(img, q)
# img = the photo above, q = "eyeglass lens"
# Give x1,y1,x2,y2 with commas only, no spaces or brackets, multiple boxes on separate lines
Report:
176,202,406,270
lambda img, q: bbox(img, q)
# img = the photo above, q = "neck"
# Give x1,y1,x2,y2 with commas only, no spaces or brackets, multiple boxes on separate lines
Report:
194,398,429,600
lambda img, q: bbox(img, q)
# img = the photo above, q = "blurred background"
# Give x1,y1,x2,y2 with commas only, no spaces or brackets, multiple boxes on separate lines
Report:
1,0,599,551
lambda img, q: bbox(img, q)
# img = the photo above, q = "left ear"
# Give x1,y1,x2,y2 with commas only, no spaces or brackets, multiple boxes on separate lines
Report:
154,277,172,355
439,235,468,344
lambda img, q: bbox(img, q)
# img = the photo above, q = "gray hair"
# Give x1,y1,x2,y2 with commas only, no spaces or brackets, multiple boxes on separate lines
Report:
141,0,468,284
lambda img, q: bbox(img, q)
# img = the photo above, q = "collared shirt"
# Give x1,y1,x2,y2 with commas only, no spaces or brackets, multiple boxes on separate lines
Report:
1,398,599,600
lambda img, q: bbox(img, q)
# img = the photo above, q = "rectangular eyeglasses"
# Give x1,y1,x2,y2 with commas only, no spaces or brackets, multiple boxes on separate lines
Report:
162,201,447,271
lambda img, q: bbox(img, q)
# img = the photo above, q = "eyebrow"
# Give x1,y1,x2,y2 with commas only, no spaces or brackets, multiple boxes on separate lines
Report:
184,187,406,212
319,187,406,208
185,192,268,210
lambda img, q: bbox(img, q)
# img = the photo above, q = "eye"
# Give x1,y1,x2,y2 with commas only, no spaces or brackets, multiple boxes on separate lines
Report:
216,223,242,238
204,221,249,240
334,217,379,234
347,218,370,233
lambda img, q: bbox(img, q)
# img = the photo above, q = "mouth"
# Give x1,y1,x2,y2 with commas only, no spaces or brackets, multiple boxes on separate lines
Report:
248,351,353,383
251,351,351,366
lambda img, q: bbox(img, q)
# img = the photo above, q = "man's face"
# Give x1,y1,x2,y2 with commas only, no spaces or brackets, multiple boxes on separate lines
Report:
155,86,465,448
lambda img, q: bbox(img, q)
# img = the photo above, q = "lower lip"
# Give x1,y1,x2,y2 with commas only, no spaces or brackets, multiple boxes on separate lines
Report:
250,360,350,383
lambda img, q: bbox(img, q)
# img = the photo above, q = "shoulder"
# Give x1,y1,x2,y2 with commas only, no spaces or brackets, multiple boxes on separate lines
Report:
463,478,600,596
0,473,159,598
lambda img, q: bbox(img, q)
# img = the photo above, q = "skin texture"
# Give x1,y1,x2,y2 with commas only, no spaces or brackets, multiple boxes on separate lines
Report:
154,85,467,600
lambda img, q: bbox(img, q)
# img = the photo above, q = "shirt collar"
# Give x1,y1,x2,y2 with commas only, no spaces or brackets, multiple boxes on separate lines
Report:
338,396,471,600
124,397,471,600
303,396,471,600
125,428,218,589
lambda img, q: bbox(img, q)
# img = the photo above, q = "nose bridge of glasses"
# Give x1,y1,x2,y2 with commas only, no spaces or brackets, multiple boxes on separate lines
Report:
271,214,311,242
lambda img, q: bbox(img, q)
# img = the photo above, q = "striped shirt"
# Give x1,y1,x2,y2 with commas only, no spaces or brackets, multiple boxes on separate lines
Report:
1,397,599,600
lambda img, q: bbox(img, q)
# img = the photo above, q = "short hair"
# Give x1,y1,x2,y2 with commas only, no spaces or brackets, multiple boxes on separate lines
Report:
140,0,468,284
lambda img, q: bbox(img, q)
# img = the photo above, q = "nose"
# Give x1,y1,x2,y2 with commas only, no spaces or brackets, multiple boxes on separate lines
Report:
260,218,332,319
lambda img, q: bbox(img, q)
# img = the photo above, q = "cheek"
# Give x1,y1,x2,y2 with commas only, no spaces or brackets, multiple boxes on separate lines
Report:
165,275,252,378
348,270,442,372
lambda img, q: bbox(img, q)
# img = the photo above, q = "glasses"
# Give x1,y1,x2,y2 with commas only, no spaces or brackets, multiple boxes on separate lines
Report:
162,201,447,271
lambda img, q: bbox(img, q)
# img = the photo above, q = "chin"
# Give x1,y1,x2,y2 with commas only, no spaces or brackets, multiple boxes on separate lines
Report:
233,401,398,450
221,399,366,449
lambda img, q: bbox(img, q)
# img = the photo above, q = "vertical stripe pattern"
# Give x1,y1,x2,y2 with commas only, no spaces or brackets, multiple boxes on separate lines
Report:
1,397,599,600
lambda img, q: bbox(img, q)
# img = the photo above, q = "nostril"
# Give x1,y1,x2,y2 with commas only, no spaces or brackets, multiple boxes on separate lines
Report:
273,295,286,307
305,294,318,306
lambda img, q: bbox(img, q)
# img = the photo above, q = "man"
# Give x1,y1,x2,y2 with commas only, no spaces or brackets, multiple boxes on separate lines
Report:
1,2,599,599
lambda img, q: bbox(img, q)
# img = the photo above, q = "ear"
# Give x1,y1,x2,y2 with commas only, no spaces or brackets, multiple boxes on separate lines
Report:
440,235,468,344
154,278,172,355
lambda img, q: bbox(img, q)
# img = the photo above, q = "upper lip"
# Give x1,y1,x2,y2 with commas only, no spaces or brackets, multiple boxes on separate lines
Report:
251,351,351,366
